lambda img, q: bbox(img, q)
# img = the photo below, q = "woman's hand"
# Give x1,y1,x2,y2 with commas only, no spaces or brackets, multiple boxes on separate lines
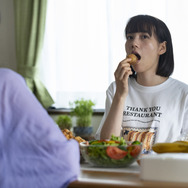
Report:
114,58,133,99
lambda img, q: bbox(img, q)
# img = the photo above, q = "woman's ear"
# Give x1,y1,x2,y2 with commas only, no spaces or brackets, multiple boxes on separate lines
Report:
159,41,167,55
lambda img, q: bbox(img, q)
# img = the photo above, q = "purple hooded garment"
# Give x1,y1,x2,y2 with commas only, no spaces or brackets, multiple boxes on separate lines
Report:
0,68,80,188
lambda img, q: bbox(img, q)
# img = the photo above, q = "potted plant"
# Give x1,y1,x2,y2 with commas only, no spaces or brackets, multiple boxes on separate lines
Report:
56,115,72,130
70,98,95,137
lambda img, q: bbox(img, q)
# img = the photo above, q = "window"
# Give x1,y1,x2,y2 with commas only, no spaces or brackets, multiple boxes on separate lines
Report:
40,0,188,109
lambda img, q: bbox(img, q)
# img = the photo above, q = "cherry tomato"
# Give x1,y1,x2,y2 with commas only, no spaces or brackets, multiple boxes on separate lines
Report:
106,146,128,160
130,145,141,158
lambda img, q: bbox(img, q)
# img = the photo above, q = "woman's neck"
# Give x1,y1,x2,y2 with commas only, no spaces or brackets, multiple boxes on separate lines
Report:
136,73,168,86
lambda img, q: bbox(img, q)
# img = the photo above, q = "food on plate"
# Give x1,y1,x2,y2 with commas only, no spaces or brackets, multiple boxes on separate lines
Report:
127,130,154,151
106,146,128,160
62,129,86,143
62,128,74,139
152,140,188,153
127,54,138,65
80,135,142,167
74,136,86,143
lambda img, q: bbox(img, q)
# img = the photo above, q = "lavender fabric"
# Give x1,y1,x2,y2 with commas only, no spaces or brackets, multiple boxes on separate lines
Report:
0,68,80,188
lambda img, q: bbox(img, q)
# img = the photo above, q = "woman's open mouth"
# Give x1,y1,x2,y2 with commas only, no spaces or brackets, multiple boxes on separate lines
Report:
134,53,141,60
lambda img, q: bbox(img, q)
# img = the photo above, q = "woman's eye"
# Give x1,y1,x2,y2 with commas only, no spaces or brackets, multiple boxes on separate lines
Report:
127,35,133,40
141,35,149,39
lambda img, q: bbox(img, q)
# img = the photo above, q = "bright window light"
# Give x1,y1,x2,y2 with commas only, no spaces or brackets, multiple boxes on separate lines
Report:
40,0,188,109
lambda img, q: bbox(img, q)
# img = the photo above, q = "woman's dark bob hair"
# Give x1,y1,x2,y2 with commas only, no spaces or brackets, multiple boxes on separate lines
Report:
125,15,174,77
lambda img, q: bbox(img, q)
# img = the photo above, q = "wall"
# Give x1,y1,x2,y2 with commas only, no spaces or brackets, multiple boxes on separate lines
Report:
0,0,17,70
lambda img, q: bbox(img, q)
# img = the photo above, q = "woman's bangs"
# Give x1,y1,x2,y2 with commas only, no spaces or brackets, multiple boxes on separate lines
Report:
125,19,154,36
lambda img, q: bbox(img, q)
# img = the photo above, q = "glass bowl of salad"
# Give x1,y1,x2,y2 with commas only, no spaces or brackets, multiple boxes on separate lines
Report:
80,135,142,167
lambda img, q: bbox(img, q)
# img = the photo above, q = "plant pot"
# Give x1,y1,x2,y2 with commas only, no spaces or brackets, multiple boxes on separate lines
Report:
74,126,93,137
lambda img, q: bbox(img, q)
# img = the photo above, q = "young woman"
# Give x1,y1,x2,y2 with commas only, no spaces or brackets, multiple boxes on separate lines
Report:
96,15,188,154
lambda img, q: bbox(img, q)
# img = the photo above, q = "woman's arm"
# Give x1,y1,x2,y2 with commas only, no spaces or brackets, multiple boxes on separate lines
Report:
100,58,132,139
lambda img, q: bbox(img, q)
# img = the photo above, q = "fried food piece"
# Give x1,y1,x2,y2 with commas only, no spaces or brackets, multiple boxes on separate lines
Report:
62,129,86,143
74,136,86,143
62,129,74,140
127,54,138,65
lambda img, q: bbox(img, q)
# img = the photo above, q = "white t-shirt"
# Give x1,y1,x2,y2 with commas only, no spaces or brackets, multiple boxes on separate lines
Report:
96,77,188,153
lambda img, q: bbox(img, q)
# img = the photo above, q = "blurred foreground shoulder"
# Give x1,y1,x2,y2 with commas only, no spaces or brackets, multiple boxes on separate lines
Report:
0,68,25,86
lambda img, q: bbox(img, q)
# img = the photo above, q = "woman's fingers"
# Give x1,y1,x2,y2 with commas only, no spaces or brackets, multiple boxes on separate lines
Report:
114,58,133,97
115,59,132,81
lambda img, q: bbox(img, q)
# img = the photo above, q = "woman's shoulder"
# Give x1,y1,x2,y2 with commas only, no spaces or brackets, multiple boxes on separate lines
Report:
170,77,188,93
171,77,188,88
105,81,116,98
107,81,116,90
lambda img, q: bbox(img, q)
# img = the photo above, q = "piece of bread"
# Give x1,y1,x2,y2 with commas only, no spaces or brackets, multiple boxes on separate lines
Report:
127,54,138,65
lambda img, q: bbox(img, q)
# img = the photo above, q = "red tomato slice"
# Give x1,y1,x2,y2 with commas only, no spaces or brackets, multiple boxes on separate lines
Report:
130,145,141,158
106,146,128,160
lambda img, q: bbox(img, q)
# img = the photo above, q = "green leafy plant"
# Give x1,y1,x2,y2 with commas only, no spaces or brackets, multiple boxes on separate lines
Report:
70,98,95,127
56,115,72,130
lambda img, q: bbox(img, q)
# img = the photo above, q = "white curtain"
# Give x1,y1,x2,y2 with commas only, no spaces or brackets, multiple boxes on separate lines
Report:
40,0,188,109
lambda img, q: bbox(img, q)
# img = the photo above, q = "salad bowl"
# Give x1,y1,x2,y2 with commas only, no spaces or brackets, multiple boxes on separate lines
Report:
80,136,142,168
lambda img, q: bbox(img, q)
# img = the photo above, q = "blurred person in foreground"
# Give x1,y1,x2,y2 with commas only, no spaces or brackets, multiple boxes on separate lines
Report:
0,68,80,188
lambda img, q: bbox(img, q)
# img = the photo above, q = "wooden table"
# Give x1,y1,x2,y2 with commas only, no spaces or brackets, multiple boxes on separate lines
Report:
68,162,188,188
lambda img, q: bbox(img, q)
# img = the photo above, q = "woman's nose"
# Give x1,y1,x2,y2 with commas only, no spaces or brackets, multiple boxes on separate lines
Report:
132,38,139,48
